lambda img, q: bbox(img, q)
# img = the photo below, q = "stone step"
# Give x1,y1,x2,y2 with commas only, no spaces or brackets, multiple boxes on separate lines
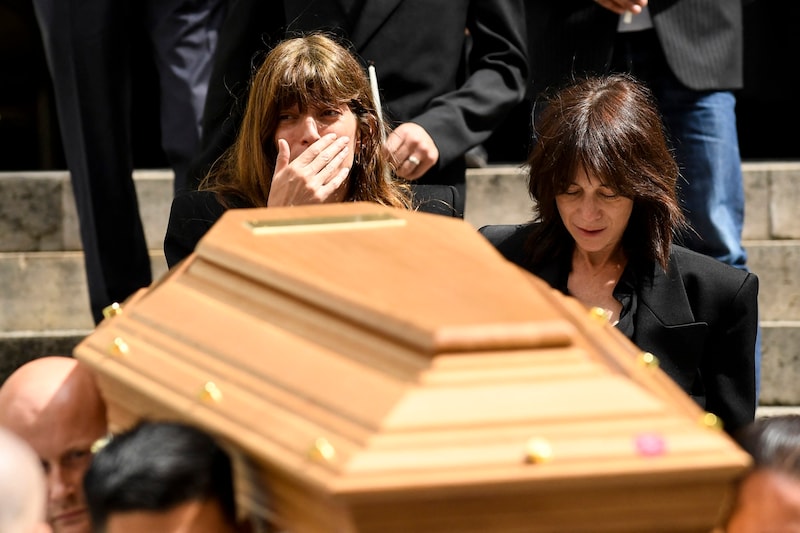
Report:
756,406,800,418
2,162,800,252
2,164,798,326
761,321,800,405
3,241,796,326
0,170,173,254
2,322,796,406
747,241,800,322
464,161,800,240
0,251,167,331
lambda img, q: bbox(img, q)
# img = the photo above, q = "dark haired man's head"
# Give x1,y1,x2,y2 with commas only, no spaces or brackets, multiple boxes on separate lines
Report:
726,415,800,532
83,421,239,533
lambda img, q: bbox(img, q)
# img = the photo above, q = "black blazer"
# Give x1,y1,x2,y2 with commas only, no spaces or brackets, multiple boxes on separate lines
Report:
479,223,758,433
528,0,749,94
193,0,528,187
164,184,463,269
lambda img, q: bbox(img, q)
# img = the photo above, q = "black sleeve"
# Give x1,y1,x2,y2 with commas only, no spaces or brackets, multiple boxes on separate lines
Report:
703,271,759,435
411,183,464,218
477,223,533,266
416,0,529,168
164,191,227,268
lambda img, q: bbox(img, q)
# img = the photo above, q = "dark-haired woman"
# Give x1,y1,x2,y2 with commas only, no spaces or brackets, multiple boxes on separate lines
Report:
480,74,758,434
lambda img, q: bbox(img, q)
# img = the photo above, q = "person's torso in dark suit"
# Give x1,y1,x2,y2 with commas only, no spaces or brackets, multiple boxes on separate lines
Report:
196,0,528,187
528,0,746,94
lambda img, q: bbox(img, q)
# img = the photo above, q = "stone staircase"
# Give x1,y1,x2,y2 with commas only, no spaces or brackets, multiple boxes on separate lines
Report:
1,164,798,411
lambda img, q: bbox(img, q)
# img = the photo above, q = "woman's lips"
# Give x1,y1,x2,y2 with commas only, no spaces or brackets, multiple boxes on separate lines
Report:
576,226,604,235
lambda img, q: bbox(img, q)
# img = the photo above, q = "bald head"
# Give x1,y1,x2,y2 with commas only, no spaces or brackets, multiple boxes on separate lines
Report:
0,356,106,430
0,356,107,533
0,427,50,532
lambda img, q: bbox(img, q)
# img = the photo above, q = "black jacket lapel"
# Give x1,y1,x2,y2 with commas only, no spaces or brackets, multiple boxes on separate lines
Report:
349,0,405,49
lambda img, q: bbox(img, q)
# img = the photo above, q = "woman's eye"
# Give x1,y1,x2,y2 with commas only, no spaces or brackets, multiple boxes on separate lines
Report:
322,112,340,121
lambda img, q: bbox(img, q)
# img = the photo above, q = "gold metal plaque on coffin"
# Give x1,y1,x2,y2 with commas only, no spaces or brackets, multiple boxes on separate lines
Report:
74,202,750,533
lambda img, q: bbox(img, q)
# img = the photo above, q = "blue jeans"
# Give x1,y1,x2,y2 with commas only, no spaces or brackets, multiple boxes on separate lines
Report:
613,30,747,267
654,82,748,269
613,30,760,398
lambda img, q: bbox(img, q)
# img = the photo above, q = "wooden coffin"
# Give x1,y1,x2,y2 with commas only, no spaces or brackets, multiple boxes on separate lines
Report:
74,202,750,533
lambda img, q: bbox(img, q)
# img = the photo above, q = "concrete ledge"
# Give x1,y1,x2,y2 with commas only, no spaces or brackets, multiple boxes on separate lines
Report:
3,162,798,252
746,240,800,321
760,321,800,405
756,406,800,417
0,171,73,252
742,162,770,240
0,170,174,252
743,161,800,239
464,166,531,228
0,251,167,331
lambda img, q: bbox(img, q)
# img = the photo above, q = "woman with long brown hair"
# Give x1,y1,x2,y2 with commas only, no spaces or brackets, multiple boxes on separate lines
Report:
201,32,409,210
165,33,457,267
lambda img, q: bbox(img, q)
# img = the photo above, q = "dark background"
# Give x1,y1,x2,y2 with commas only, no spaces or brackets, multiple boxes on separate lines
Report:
0,0,797,172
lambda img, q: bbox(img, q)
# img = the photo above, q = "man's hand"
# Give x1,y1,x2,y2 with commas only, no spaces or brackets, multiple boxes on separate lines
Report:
268,134,351,206
385,122,439,181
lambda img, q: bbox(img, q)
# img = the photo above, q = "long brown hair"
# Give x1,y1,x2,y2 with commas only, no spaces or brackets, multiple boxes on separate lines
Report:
200,33,411,209
527,74,687,271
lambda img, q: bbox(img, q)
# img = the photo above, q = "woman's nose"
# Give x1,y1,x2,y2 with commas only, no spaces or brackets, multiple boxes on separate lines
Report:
581,196,601,219
300,116,321,144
